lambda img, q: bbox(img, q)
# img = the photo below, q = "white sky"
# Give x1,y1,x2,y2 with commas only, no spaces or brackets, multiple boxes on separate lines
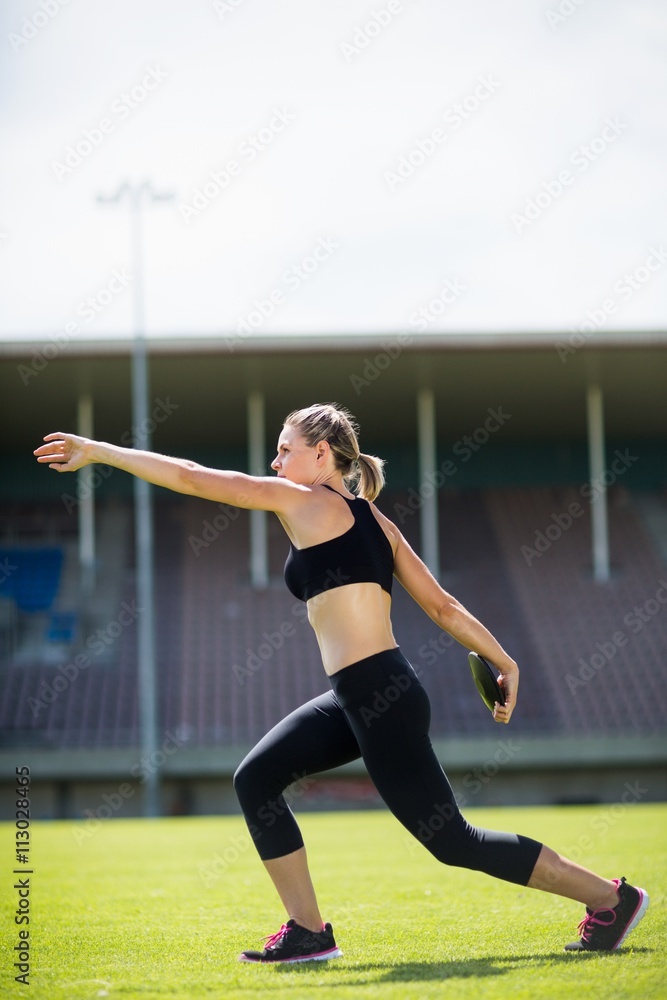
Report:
1,0,666,340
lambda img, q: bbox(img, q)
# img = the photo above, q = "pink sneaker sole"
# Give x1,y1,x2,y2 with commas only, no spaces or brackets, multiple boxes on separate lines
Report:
239,946,343,963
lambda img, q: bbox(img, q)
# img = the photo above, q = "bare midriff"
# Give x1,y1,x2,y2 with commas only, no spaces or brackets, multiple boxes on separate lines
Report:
305,583,397,675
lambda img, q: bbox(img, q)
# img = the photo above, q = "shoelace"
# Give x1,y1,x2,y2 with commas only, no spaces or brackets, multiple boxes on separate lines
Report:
578,906,616,942
262,923,292,949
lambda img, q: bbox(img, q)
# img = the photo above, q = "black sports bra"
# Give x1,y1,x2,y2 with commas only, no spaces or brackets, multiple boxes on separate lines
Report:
284,485,394,602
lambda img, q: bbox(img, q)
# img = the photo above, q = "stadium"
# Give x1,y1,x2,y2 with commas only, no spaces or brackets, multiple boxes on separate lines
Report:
1,330,667,820
2,2,666,997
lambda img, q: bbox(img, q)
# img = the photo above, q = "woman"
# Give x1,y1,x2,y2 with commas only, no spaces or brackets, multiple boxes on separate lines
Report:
35,402,648,963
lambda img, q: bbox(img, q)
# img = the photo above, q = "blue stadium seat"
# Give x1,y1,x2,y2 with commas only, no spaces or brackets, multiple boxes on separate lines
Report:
46,611,78,643
0,547,64,613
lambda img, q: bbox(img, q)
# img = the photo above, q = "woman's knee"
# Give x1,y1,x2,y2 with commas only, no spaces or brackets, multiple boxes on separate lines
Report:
413,809,478,867
233,751,265,805
422,837,482,870
233,747,293,809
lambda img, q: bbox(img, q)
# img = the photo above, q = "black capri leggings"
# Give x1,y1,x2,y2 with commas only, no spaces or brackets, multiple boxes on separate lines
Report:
233,648,542,886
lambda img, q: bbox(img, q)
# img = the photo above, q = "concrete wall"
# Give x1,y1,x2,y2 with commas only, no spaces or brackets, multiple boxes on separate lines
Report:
1,758,664,822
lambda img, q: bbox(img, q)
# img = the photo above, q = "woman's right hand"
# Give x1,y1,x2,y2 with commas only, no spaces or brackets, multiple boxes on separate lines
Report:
493,661,519,725
34,432,93,473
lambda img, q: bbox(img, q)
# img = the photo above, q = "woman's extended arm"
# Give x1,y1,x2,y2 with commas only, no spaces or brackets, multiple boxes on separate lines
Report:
33,432,302,512
387,518,519,723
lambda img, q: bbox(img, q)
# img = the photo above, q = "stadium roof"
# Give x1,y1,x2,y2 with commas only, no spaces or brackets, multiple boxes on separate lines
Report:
2,329,667,356
3,331,666,453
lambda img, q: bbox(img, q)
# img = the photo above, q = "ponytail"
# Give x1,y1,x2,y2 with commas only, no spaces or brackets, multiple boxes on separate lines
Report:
347,452,385,502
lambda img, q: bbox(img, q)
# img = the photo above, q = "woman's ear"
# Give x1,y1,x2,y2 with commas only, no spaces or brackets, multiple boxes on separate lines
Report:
315,439,330,463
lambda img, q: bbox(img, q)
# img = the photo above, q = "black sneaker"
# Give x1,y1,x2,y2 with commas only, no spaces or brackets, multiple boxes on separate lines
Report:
239,918,342,963
564,877,649,951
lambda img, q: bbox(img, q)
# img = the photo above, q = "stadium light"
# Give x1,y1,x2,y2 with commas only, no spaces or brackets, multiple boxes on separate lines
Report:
97,181,174,818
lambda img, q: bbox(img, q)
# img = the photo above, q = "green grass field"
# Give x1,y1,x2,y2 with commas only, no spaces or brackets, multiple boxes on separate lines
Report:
2,804,664,1000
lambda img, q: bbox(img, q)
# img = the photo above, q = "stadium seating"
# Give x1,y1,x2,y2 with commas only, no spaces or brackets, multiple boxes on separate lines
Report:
1,488,666,750
0,547,64,612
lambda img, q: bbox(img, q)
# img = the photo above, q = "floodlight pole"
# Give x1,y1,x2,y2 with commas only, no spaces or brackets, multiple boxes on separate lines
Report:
77,390,95,597
586,383,610,582
417,387,440,580
97,181,174,817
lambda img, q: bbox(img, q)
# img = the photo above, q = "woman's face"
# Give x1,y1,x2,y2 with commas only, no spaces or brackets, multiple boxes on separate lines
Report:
271,425,322,483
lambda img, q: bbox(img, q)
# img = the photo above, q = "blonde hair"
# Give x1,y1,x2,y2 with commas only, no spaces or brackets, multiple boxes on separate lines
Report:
284,403,385,501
